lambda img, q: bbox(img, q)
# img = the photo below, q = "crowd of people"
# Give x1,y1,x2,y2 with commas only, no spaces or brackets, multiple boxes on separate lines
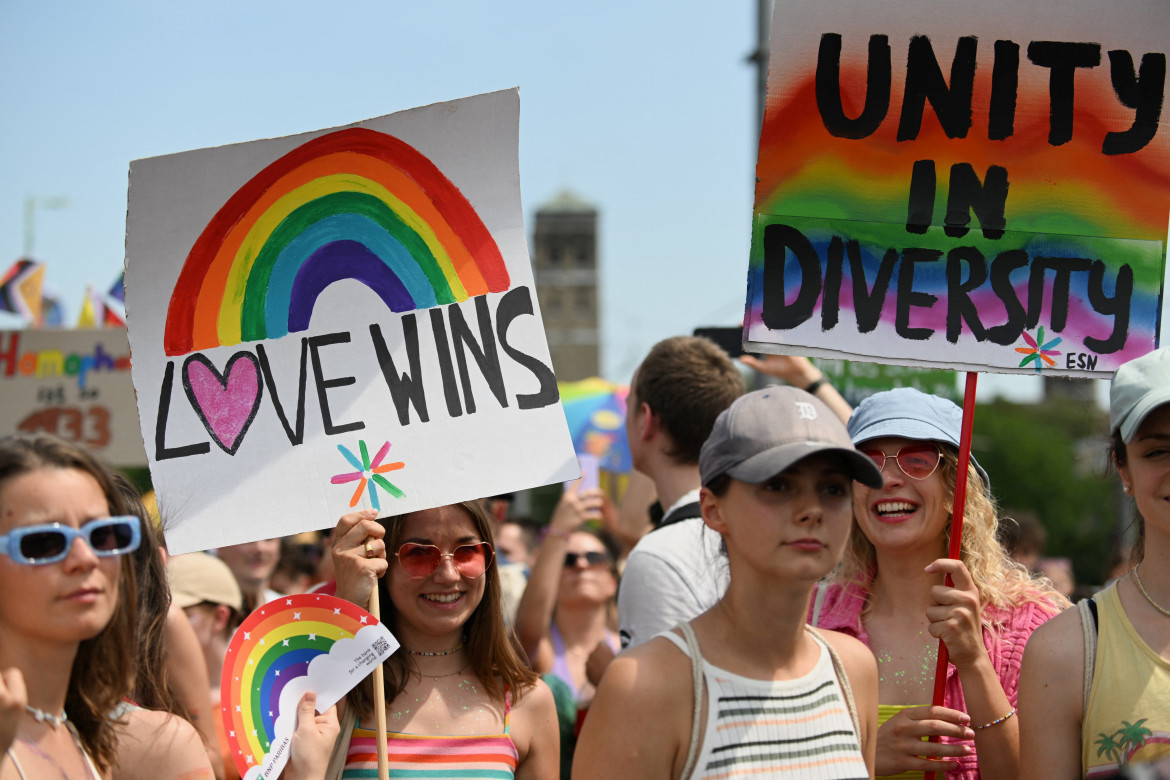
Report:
1,339,1168,779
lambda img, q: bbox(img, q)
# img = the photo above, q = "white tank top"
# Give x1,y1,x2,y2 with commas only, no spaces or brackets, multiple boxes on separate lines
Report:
662,627,868,780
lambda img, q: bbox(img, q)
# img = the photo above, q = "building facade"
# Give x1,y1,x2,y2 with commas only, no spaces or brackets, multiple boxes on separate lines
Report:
531,190,599,382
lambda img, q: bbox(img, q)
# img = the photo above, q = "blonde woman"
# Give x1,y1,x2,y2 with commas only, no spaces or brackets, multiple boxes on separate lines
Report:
810,388,1067,779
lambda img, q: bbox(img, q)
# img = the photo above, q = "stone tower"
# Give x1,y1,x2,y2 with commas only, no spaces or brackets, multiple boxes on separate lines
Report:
532,190,599,382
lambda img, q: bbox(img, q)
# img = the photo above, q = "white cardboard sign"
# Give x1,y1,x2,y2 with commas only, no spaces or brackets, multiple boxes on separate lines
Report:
745,0,1170,377
126,90,577,553
0,328,145,466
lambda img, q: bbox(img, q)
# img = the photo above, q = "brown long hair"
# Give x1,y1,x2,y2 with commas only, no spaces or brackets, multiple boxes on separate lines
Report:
0,435,138,771
348,500,537,717
111,473,191,720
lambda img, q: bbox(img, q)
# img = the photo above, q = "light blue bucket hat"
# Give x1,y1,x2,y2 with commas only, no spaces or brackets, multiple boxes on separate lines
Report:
846,387,990,488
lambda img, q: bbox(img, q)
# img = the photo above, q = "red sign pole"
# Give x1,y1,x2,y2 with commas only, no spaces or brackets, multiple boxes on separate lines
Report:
924,371,979,780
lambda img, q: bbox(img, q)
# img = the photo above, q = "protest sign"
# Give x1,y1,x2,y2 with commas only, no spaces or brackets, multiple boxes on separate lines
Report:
746,0,1170,377
126,90,578,554
0,328,145,465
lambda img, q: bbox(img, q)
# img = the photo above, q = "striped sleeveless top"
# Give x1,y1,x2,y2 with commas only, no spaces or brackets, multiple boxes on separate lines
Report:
663,628,868,779
341,690,519,779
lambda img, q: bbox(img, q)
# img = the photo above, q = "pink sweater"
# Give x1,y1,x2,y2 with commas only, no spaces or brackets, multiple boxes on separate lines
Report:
809,580,1059,779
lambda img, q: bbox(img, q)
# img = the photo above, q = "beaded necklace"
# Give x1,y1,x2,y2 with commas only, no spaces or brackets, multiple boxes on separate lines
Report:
24,704,68,728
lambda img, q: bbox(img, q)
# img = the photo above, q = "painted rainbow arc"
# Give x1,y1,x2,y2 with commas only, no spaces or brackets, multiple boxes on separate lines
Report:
220,593,379,776
164,127,511,356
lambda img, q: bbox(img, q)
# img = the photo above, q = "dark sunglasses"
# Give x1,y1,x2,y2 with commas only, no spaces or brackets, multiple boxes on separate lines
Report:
860,444,943,481
563,551,610,569
0,516,141,565
394,541,494,580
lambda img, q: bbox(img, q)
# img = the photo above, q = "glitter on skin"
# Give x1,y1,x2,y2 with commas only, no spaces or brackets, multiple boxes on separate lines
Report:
875,636,938,691
383,675,504,730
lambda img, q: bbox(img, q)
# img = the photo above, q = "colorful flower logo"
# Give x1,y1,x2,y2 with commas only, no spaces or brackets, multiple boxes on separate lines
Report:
330,440,405,511
1016,327,1062,373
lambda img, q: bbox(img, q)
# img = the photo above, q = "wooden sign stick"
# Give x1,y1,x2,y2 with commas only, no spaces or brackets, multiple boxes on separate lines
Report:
369,584,390,780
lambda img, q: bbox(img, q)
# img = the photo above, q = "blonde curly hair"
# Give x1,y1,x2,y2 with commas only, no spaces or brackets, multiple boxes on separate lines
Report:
835,445,1069,620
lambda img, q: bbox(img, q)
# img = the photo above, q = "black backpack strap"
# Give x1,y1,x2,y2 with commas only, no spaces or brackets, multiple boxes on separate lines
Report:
652,501,703,531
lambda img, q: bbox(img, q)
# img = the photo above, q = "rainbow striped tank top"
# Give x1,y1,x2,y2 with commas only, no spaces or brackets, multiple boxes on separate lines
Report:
341,691,518,779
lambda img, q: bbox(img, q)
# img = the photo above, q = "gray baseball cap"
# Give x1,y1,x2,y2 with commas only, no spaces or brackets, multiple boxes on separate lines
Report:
700,386,883,488
1111,348,1170,443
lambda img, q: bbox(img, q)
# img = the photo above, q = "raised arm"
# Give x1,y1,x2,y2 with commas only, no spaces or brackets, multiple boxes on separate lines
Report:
513,485,603,670
739,354,852,423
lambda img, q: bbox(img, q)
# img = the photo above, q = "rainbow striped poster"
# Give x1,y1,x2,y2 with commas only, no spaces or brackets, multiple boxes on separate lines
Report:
125,90,578,554
745,0,1170,377
221,592,397,780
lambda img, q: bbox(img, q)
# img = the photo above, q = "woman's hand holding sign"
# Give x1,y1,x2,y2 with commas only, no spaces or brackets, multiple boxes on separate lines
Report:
332,509,387,608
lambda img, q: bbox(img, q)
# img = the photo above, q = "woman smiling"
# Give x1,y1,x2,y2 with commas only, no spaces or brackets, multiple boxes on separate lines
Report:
1020,348,1170,778
810,388,1067,779
322,500,558,778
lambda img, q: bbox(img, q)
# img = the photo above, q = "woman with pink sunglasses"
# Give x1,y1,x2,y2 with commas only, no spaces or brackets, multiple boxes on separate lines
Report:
809,388,1066,779
318,501,558,779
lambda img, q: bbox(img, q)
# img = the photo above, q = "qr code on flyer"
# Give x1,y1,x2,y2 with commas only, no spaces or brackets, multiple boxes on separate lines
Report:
373,637,390,656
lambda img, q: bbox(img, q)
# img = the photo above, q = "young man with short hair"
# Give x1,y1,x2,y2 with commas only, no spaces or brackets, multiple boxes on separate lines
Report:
617,336,746,649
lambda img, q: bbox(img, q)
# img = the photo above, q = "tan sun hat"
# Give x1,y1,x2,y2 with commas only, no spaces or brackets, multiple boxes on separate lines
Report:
168,552,244,612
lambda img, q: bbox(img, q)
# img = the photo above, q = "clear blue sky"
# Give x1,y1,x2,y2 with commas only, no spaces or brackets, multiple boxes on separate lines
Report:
1,1,1108,402
1,0,761,382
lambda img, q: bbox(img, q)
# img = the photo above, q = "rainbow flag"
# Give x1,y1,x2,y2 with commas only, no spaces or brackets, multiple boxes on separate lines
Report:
0,259,45,325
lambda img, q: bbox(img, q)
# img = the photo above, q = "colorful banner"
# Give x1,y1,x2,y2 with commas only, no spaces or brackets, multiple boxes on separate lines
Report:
126,90,578,554
746,0,1170,377
0,328,144,465
0,260,45,326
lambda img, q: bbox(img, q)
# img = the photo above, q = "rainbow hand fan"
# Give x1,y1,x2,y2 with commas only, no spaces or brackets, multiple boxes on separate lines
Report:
221,592,397,779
